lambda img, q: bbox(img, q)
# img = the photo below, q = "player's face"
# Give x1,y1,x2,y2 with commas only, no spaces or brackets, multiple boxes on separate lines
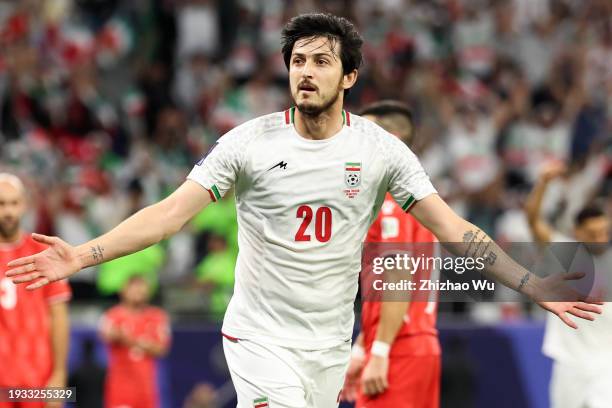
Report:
289,36,355,116
122,277,151,306
575,216,610,254
0,182,26,240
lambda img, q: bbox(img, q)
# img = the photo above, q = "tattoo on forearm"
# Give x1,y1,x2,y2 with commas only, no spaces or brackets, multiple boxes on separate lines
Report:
462,229,497,266
517,273,530,292
91,245,105,263
463,229,476,258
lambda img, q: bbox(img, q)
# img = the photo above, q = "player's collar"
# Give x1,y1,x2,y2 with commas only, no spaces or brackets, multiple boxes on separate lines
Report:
284,107,351,126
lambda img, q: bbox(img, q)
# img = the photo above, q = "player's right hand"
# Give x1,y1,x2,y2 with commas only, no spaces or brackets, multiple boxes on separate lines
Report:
5,233,82,290
340,355,365,402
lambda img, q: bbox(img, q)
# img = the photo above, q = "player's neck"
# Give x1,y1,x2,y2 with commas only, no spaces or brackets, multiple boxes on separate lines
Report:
0,230,23,245
123,302,146,311
294,102,344,140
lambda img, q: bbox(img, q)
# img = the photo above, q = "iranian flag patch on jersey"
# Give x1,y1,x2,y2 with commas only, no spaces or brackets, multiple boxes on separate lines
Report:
253,396,269,407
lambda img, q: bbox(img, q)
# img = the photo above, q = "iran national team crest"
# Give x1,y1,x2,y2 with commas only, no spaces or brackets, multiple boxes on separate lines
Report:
344,162,361,198
253,396,269,408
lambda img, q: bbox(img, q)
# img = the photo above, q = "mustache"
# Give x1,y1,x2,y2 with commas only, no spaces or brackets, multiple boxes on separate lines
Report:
297,81,318,91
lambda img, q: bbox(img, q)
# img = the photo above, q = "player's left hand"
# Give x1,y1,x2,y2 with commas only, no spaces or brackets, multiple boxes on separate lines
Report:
538,300,603,329
45,370,66,408
361,355,389,396
533,272,604,329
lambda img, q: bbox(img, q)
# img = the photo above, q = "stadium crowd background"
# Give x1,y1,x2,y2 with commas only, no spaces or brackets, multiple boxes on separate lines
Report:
1,0,611,324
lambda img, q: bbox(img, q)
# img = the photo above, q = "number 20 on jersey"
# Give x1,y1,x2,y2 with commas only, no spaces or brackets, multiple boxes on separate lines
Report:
295,205,332,242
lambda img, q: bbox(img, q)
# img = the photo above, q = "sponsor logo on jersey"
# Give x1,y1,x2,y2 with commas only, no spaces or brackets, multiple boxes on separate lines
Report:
344,162,361,198
268,160,288,171
253,396,269,407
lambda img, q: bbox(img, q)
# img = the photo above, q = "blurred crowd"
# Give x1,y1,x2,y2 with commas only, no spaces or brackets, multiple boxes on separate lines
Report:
1,0,611,320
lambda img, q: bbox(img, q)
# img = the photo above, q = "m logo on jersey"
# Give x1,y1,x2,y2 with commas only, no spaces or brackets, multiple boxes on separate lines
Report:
268,160,288,171
345,162,361,187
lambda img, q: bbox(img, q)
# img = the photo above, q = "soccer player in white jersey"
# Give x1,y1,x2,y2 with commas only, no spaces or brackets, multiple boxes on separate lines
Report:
525,162,612,408
6,13,603,408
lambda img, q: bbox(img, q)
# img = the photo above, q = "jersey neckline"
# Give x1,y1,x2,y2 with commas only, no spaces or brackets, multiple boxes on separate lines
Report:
284,107,351,144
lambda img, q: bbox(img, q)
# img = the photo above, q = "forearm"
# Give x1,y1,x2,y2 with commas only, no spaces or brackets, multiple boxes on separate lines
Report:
524,177,554,243
354,332,363,347
75,203,173,268
49,303,70,380
137,339,169,358
524,178,548,224
413,195,542,298
75,181,210,268
438,217,539,298
375,301,409,345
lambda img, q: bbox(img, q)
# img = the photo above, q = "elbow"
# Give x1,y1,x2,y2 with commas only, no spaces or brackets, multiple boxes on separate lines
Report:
158,200,188,240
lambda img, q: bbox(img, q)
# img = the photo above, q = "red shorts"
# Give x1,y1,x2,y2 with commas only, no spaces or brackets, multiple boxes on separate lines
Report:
357,354,441,408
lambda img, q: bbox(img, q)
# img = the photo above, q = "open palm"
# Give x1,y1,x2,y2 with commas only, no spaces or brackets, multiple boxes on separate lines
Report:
6,234,82,290
535,272,604,329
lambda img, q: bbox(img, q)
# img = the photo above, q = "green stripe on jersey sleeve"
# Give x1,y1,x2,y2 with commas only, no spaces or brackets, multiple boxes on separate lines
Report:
402,195,416,211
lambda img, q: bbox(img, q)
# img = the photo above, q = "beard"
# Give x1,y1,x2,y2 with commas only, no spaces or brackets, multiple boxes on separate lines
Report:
296,90,340,117
292,78,343,117
0,218,19,240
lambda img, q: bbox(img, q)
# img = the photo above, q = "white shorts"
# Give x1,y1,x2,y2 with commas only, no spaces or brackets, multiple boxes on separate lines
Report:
222,336,350,408
550,361,612,408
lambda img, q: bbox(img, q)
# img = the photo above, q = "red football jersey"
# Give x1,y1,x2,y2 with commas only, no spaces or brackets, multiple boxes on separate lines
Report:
362,194,440,357
0,234,72,387
101,305,170,408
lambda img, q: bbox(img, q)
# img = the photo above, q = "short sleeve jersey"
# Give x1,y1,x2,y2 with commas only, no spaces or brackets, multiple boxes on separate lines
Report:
188,108,436,349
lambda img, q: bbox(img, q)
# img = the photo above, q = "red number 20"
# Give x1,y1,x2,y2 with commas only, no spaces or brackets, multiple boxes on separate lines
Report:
295,205,332,242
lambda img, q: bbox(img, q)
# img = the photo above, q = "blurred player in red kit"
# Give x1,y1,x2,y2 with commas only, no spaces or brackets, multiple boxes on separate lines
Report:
99,274,170,408
341,102,441,408
0,174,71,408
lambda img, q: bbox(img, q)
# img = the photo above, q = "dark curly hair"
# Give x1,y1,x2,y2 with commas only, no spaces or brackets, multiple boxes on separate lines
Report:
281,13,363,75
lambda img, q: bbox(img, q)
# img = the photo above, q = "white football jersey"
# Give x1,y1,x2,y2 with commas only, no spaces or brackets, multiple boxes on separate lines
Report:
188,108,436,349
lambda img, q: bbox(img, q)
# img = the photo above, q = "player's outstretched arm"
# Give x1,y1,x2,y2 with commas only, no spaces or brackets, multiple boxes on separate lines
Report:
6,180,212,289
411,194,603,329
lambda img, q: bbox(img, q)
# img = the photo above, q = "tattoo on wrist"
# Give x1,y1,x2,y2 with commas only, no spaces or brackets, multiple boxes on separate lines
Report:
518,273,530,292
91,245,105,263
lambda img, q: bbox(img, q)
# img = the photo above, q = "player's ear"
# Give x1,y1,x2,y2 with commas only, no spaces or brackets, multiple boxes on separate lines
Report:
342,69,358,91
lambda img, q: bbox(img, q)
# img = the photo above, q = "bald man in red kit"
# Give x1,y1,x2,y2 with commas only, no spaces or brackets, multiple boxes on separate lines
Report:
0,174,71,408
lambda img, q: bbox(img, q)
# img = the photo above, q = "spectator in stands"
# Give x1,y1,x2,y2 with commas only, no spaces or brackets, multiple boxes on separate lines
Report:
525,162,612,408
